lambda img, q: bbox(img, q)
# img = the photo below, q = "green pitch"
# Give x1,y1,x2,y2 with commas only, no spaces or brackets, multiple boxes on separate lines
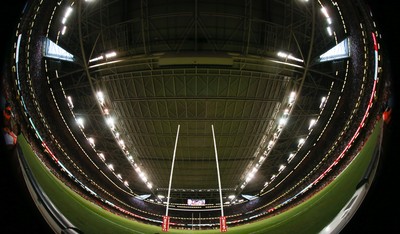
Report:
17,119,383,234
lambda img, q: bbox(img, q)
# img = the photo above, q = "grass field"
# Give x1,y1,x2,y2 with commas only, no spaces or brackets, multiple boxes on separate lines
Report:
17,120,383,234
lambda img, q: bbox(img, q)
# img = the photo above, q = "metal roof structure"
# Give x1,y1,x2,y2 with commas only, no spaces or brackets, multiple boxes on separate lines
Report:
10,0,386,218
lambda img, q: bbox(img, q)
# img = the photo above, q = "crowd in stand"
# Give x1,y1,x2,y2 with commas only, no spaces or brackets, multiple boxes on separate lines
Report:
2,99,20,151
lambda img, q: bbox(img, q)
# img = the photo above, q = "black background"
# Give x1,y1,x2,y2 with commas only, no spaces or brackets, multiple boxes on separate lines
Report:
341,1,400,233
1,1,398,233
0,1,54,233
